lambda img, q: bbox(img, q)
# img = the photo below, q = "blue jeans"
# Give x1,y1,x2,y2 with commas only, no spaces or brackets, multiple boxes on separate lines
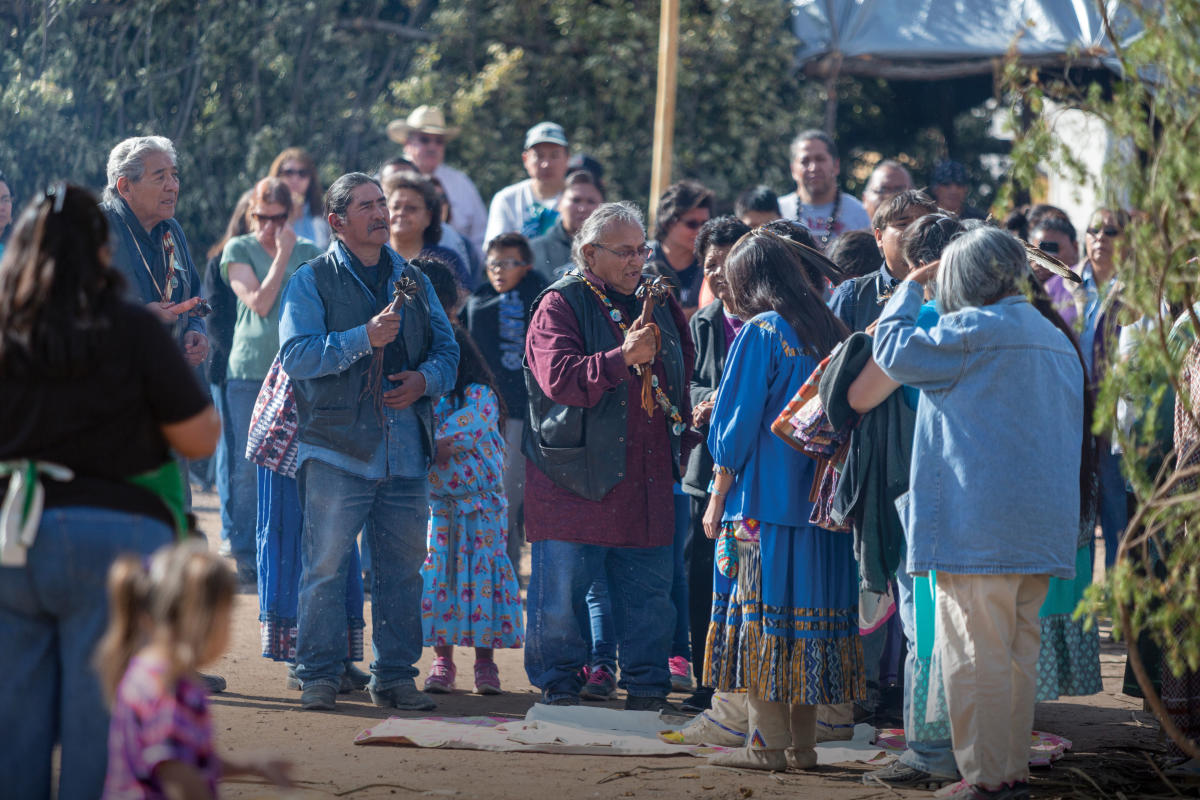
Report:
1097,448,1128,568
670,485,691,660
582,576,617,671
0,507,174,800
295,459,428,690
525,539,673,701
224,379,262,572
894,550,959,778
211,382,234,542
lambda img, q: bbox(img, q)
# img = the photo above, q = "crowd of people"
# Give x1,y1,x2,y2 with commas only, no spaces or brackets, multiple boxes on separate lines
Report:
1,108,1198,800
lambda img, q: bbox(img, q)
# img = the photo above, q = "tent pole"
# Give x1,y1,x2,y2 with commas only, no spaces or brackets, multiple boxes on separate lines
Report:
649,0,680,230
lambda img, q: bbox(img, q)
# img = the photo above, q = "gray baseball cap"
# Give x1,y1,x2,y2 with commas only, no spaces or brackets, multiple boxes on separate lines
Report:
524,121,568,150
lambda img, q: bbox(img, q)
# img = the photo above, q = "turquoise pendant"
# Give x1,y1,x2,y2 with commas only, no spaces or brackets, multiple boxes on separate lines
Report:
672,421,685,436
609,309,622,322
651,375,659,388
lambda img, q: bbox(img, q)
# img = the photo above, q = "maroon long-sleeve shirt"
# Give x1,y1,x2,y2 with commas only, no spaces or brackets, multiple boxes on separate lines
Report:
523,272,695,548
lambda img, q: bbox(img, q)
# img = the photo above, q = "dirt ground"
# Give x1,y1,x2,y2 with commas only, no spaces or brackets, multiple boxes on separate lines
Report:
192,489,1194,800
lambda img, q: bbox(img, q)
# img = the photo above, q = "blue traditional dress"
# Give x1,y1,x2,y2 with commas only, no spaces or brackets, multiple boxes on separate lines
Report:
703,311,863,705
420,384,524,649
250,356,365,662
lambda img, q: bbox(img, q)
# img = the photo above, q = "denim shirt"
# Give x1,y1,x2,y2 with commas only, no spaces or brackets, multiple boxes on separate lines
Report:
278,243,459,479
873,281,1083,579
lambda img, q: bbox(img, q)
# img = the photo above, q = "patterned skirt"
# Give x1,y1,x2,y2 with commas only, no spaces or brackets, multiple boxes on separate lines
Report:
256,466,364,662
704,520,864,705
420,491,524,649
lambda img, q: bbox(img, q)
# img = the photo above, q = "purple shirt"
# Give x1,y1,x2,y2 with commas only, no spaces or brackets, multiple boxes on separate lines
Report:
524,271,695,548
1042,271,1081,328
722,309,744,348
104,654,219,799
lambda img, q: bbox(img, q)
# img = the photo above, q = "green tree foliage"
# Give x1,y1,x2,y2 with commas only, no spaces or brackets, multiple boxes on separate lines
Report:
0,0,437,251
379,0,818,212
1002,0,1200,759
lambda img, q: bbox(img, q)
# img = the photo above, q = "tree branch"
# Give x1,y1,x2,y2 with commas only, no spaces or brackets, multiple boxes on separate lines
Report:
334,17,435,42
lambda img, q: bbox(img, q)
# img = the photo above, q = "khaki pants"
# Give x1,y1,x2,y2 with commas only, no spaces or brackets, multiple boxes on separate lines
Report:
936,572,1049,787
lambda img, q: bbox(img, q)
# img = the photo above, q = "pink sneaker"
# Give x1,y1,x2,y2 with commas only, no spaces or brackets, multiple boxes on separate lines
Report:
423,656,456,693
669,656,694,692
474,659,502,695
580,665,617,701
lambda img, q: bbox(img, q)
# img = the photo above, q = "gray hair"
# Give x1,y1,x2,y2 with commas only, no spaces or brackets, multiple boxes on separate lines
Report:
936,226,1030,313
324,172,381,237
103,136,177,203
571,201,645,270
789,129,838,162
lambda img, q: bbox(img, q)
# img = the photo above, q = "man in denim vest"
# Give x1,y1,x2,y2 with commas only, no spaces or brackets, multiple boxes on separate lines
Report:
279,172,459,711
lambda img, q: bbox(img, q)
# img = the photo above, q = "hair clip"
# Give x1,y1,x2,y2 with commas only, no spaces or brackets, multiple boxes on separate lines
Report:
44,181,67,214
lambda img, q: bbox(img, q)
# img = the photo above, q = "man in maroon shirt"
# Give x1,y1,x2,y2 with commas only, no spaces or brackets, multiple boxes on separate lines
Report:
522,202,694,711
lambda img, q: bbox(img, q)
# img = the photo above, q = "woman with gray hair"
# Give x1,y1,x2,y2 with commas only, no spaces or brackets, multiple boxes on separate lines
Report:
522,201,695,711
872,225,1086,799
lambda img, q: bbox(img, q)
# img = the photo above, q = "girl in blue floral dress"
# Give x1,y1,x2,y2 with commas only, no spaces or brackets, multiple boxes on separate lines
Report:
421,328,524,694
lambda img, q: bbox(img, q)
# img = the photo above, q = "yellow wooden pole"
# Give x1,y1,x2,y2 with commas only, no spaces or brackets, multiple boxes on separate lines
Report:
649,0,680,231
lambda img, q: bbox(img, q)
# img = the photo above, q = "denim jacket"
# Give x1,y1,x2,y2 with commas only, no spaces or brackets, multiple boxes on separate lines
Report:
278,243,459,479
873,281,1082,579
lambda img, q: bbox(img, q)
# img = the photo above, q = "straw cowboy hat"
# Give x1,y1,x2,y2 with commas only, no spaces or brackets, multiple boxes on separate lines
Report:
387,106,461,143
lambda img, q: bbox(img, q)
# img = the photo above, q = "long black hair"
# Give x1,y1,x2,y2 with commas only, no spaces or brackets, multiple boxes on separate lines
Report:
449,326,507,426
0,183,124,377
723,229,849,359
1027,278,1099,521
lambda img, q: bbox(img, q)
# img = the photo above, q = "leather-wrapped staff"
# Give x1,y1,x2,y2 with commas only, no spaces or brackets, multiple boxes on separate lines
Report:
634,274,671,417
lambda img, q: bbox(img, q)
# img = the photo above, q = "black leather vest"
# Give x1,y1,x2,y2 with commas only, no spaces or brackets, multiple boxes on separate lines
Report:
522,273,687,501
292,251,435,463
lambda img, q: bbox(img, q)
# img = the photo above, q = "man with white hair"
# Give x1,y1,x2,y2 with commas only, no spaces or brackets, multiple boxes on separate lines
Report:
101,135,208,367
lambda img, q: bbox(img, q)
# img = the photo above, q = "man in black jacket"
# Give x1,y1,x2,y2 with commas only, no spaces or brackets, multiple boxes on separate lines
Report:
679,216,749,711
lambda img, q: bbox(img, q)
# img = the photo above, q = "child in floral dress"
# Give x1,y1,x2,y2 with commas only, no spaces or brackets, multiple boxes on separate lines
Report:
421,328,524,694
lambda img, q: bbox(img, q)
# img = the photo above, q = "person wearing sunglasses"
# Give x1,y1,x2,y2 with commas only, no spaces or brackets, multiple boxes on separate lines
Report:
647,180,714,319
218,178,323,589
269,147,330,250
387,106,488,258
1077,207,1132,571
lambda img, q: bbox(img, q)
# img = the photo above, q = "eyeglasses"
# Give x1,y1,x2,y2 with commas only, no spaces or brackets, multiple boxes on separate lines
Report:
592,243,652,262
486,258,529,272
415,134,445,146
279,168,310,179
1086,226,1122,238
253,212,289,225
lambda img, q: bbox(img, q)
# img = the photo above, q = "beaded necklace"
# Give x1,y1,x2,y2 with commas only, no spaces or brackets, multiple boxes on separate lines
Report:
576,271,686,437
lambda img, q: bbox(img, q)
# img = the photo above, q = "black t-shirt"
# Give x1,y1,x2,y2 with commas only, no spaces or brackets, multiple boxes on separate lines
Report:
0,303,211,526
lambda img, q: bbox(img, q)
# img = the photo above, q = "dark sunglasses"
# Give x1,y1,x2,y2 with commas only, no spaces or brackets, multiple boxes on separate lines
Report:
253,212,289,225
279,168,309,179
1086,226,1122,238
1037,241,1060,255
416,134,445,146
679,219,705,230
